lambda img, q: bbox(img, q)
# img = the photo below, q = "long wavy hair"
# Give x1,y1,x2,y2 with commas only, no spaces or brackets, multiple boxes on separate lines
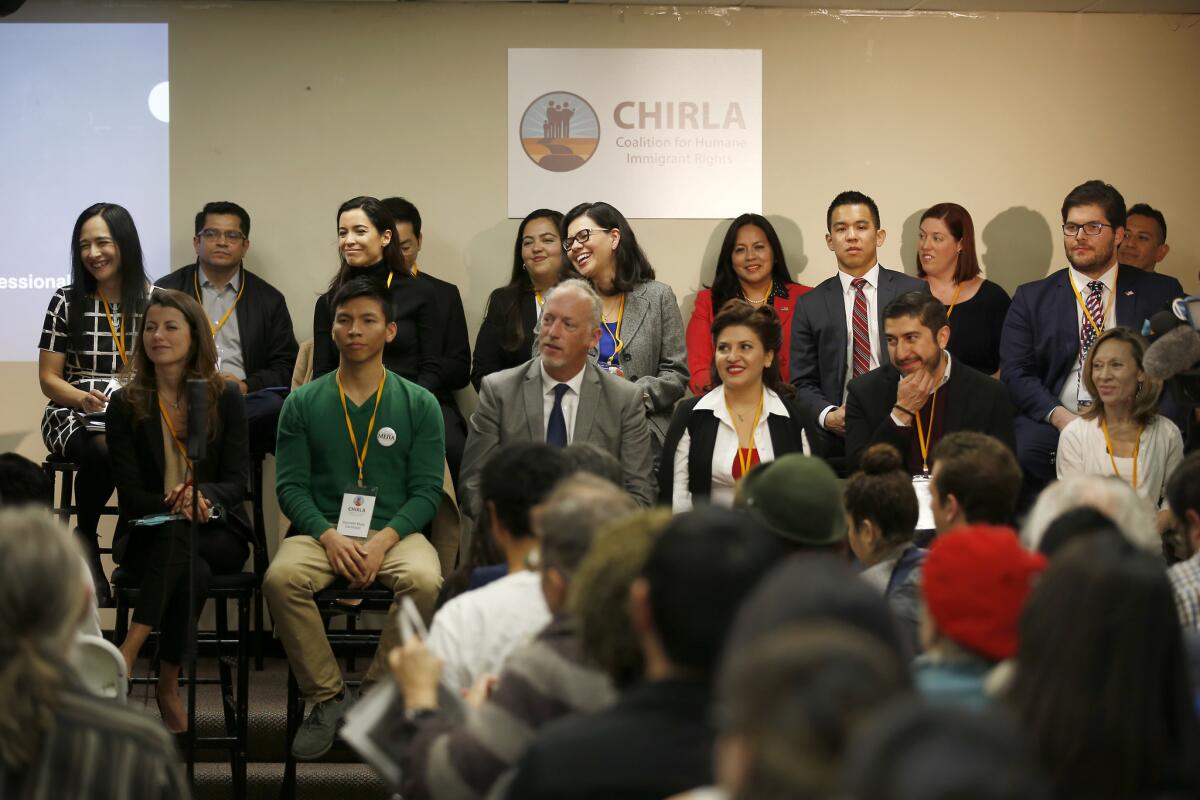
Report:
709,214,793,312
67,203,149,356
326,196,408,293
120,289,224,439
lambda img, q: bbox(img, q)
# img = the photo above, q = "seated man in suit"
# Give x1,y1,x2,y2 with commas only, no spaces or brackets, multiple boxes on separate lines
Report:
846,292,1016,473
790,190,926,466
155,201,298,454
1000,180,1184,501
459,278,656,525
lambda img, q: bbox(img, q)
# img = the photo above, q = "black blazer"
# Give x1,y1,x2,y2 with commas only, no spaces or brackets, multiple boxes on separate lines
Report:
156,264,299,392
471,289,538,391
415,270,471,401
657,391,821,504
106,381,251,560
844,359,1016,472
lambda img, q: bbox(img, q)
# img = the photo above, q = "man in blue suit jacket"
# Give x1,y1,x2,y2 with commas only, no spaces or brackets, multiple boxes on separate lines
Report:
790,190,927,465
1000,180,1184,500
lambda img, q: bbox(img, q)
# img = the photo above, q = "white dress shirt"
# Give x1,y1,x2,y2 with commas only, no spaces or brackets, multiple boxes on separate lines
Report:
1058,263,1118,411
820,264,882,430
540,360,585,444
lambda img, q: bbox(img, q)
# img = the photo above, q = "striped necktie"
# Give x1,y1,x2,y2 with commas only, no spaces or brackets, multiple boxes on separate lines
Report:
851,277,871,378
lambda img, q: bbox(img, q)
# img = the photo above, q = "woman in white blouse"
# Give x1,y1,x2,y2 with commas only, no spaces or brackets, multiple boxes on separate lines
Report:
1056,327,1183,515
659,300,820,512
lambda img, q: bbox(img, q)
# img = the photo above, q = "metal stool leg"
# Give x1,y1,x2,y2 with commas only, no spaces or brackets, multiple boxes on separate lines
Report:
280,668,301,800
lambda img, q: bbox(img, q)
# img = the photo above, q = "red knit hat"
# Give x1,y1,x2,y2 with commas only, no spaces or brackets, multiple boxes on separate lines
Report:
922,525,1047,661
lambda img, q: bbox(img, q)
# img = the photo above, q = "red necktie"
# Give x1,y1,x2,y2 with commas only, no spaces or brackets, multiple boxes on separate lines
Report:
851,277,871,378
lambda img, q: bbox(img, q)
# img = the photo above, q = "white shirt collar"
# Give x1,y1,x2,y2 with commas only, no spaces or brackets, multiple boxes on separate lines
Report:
937,351,952,388
540,360,586,396
1067,262,1117,295
695,384,789,424
199,264,243,293
838,263,881,294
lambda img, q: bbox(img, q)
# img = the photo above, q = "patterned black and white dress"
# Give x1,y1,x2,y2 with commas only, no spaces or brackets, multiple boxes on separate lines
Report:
38,286,142,455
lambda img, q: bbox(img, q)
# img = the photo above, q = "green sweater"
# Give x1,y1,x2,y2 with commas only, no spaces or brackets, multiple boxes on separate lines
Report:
276,370,445,540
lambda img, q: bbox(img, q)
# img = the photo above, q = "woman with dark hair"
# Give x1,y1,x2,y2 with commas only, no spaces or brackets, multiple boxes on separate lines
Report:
312,196,442,388
916,203,1010,376
107,289,251,733
1008,535,1200,798
686,214,810,396
471,208,567,390
37,202,151,605
844,443,923,654
659,300,817,511
562,201,688,448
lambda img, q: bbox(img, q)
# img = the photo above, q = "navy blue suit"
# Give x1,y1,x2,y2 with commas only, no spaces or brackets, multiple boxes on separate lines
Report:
1000,264,1183,493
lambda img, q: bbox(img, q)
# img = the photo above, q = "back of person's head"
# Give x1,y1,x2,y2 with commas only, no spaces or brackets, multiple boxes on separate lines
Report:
0,508,87,770
929,432,1021,527
845,699,1049,800
1008,534,1200,799
569,508,671,687
639,506,777,676
739,454,846,551
480,443,568,540
1167,451,1200,528
0,454,52,508
560,442,625,487
1036,507,1128,557
1022,475,1157,553
922,526,1046,662
844,444,918,552
537,473,636,578
718,624,911,800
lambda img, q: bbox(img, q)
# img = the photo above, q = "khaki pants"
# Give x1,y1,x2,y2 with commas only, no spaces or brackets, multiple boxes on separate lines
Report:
263,530,442,703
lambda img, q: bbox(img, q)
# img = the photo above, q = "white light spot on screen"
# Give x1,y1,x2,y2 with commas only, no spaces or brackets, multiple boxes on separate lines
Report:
148,81,169,123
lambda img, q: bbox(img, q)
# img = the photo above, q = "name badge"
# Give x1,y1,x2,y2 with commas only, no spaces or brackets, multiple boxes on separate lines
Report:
377,426,396,447
337,485,377,539
912,474,935,532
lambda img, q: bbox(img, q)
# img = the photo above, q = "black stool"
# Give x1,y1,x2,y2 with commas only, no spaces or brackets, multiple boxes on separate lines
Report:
42,454,120,605
248,450,270,670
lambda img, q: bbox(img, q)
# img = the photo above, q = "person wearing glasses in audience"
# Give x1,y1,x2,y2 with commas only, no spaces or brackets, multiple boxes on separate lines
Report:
562,201,688,451
156,201,298,455
106,289,251,734
38,203,151,607
916,203,1010,377
661,300,816,512
472,209,568,391
685,213,810,396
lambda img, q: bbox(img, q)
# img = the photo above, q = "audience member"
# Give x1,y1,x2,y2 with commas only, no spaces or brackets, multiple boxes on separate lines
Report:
928,432,1022,535
1022,474,1157,553
686,214,810,395
738,453,846,554
459,278,656,524
844,444,924,655
560,441,625,486
915,526,1046,710
155,201,298,455
562,201,689,450
1118,202,1170,273
1000,179,1184,502
38,202,151,606
789,190,926,464
0,507,187,798
1035,506,1127,558
915,203,1011,376
107,289,251,733
1167,452,1200,629
472,209,567,390
1007,535,1200,799
845,292,1016,472
661,300,817,511
505,507,776,799
267,278,444,761
382,196,471,484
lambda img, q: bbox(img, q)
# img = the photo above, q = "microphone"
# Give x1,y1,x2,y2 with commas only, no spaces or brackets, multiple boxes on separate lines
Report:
186,379,208,460
1144,325,1200,381
1145,309,1184,339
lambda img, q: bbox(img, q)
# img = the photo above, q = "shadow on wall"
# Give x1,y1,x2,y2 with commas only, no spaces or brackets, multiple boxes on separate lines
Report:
679,219,731,324
981,207,1056,294
767,214,809,285
898,207,928,278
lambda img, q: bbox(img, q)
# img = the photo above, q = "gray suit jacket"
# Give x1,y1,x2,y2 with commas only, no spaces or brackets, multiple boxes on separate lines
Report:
459,357,657,523
602,279,689,444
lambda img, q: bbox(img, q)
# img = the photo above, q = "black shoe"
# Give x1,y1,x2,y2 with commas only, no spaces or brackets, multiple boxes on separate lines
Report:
75,529,112,607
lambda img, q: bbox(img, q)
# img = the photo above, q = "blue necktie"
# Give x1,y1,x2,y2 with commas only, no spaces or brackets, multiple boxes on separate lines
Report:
547,383,569,448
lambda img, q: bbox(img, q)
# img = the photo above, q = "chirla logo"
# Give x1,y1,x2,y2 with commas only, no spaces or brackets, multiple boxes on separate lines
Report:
353,496,364,508
520,91,600,172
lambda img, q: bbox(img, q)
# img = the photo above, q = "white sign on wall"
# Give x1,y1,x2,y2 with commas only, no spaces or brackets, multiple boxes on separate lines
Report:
508,48,762,219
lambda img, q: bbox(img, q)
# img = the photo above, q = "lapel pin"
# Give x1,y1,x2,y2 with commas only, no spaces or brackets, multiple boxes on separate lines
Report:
1124,290,1135,296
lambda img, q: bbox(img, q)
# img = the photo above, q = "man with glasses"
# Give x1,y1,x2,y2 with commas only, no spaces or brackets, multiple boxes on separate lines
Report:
999,180,1183,503
156,201,298,453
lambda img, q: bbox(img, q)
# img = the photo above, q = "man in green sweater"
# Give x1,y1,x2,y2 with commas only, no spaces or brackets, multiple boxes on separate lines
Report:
265,277,445,761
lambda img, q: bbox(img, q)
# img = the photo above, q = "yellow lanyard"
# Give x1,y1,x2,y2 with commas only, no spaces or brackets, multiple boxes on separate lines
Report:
194,270,246,336
601,294,626,365
1101,417,1142,490
96,289,128,365
914,385,942,474
534,289,544,308
1068,269,1116,340
157,395,193,474
386,270,395,289
726,390,764,478
336,369,387,487
945,282,963,319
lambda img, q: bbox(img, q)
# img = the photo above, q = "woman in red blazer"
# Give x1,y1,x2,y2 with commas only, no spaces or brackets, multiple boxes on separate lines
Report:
687,214,810,396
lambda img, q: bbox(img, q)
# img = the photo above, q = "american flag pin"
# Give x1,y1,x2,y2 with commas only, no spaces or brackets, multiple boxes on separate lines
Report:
1123,290,1135,296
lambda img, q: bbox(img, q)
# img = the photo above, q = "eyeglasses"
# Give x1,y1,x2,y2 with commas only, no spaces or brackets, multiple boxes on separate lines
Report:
1062,222,1114,237
199,229,247,243
562,228,614,251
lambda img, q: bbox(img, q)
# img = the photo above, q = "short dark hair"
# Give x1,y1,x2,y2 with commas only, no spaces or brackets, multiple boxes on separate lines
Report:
562,201,655,293
194,201,250,236
560,442,624,487
1037,508,1127,558
844,444,918,546
1061,179,1126,229
0,454,52,508
331,276,395,323
884,292,948,337
710,299,793,398
1167,452,1200,521
827,190,881,231
481,443,568,540
930,432,1021,526
643,507,776,674
380,196,422,237
1127,202,1167,244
